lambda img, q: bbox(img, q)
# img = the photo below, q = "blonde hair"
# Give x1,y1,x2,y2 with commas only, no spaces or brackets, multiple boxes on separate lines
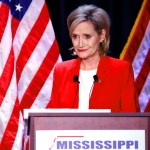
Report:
67,4,111,55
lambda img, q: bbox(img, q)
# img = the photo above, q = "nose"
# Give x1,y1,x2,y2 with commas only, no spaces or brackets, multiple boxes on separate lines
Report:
79,37,84,47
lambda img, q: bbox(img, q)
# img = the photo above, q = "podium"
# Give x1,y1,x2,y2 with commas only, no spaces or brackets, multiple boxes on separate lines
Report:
25,110,150,150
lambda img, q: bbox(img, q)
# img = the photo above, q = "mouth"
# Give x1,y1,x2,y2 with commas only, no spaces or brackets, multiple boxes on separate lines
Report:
77,49,88,52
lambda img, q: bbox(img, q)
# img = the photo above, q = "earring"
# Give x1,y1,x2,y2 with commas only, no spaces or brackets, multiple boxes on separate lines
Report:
68,47,77,56
103,38,106,43
100,38,106,44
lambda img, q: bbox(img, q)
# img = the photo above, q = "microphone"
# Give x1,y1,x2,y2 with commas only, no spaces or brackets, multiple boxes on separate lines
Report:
93,75,99,82
89,75,99,99
73,75,80,83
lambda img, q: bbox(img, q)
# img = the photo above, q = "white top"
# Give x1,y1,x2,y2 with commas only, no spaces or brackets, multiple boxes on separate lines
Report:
79,69,97,110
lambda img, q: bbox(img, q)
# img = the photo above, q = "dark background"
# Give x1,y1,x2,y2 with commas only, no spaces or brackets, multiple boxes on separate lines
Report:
45,0,143,61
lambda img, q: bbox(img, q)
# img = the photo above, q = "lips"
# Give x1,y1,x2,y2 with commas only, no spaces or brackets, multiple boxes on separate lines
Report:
77,49,88,52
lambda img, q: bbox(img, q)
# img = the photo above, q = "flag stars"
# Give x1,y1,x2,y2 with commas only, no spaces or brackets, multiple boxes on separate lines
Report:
15,3,23,12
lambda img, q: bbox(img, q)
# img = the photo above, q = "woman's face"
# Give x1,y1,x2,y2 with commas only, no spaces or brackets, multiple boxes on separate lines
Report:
71,21,104,60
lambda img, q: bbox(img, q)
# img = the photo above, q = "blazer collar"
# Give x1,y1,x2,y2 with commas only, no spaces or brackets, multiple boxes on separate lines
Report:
90,55,109,103
69,58,81,108
70,57,81,76
69,55,109,89
68,56,109,108
70,56,109,73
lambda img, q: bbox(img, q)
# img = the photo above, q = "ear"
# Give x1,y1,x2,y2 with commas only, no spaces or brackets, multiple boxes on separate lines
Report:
99,29,106,43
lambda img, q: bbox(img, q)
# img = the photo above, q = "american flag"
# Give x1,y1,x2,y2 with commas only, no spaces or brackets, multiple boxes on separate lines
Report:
120,0,150,112
0,0,61,149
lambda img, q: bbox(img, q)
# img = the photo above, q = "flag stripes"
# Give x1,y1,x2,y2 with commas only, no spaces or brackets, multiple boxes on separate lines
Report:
120,0,150,112
139,73,150,112
120,0,149,62
132,24,150,80
135,47,150,97
0,80,24,149
0,3,24,147
0,49,14,106
20,39,60,112
0,0,61,149
144,99,150,112
16,3,49,82
0,3,9,42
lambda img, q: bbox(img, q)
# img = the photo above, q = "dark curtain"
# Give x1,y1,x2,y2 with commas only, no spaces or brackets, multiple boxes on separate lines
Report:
46,0,143,61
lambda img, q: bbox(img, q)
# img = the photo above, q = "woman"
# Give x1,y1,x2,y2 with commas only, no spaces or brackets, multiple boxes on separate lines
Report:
47,4,140,112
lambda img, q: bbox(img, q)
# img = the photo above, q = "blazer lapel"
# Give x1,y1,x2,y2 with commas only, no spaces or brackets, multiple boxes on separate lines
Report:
89,56,109,105
69,58,81,108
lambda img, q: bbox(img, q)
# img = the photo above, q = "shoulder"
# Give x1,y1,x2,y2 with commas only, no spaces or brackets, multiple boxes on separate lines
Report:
107,56,131,69
105,56,134,81
102,56,133,75
107,56,130,65
54,58,78,71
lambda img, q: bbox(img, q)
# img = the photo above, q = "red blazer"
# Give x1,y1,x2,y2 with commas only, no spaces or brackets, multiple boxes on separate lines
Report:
47,56,140,112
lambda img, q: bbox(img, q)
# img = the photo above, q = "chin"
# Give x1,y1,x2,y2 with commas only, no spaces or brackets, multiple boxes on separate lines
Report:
78,56,88,59
77,53,89,58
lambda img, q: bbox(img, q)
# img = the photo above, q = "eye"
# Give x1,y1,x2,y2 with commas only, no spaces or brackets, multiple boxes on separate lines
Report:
84,34,91,39
72,34,78,40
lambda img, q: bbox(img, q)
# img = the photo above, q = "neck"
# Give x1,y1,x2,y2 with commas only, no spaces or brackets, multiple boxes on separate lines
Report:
80,56,100,70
